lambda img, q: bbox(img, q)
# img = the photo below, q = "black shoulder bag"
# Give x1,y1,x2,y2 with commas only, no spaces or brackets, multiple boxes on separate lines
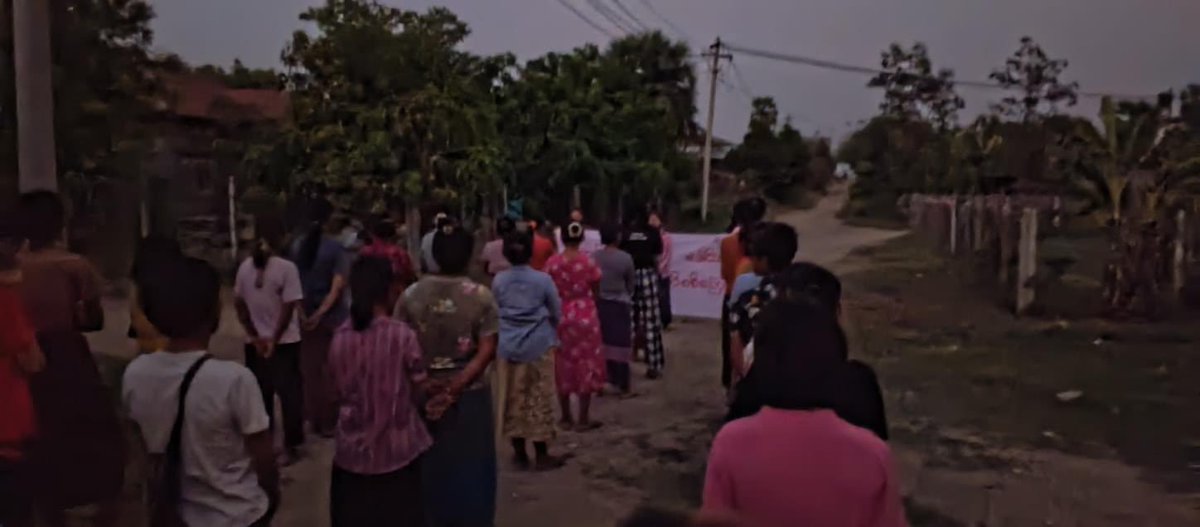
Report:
149,354,213,527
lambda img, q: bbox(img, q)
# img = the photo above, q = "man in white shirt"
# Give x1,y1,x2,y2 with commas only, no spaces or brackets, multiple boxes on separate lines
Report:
234,243,306,463
124,257,280,527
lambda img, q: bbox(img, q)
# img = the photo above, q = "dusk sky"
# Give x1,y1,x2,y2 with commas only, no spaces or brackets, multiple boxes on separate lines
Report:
149,0,1200,141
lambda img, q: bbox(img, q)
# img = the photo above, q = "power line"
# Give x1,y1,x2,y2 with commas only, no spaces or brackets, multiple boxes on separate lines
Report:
611,0,649,31
724,42,1156,101
584,0,636,34
729,61,756,100
552,0,617,38
637,0,691,42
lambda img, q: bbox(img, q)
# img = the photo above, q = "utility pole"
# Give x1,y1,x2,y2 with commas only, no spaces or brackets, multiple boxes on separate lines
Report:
13,0,58,192
700,38,730,222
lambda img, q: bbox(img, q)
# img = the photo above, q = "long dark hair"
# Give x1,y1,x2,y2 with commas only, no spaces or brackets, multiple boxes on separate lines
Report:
349,257,393,331
298,198,333,271
751,298,848,410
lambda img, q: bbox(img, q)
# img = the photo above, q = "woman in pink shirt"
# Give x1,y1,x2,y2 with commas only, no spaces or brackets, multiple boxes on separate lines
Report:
703,299,906,527
328,257,431,526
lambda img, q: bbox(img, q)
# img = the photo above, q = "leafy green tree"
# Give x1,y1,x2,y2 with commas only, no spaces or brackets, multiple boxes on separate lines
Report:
724,97,811,201
990,37,1079,122
867,43,963,129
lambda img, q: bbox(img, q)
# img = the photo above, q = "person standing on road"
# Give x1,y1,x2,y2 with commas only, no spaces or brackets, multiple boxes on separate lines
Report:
649,211,673,330
124,257,280,527
493,231,569,470
593,224,636,395
0,211,46,527
129,235,183,354
396,224,500,527
546,222,606,430
621,209,666,379
359,219,417,293
235,236,306,464
727,223,799,383
703,299,905,527
291,198,349,438
479,216,516,277
719,198,766,389
328,257,431,527
727,263,889,441
17,191,125,527
420,211,450,274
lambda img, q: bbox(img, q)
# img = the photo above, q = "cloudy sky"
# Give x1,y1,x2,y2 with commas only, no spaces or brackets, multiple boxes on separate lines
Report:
150,0,1200,141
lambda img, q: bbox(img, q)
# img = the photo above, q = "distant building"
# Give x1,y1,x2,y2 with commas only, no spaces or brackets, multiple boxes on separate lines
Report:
146,74,291,266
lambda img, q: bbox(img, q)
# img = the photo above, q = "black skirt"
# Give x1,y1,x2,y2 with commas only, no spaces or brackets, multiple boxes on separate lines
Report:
330,461,425,527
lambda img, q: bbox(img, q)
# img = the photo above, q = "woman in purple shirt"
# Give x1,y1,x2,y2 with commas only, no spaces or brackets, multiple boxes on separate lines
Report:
328,257,431,526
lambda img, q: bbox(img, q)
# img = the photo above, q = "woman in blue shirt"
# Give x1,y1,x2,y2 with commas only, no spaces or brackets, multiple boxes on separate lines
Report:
491,231,568,470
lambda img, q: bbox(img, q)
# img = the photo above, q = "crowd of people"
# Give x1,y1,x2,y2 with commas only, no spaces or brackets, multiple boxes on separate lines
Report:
0,190,905,527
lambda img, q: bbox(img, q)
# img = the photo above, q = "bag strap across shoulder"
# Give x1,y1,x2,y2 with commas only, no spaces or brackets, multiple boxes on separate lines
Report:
164,354,213,502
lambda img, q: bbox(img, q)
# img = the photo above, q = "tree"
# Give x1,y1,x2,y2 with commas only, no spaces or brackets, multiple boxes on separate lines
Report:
867,43,964,129
277,1,512,251
1055,96,1200,315
2,0,163,193
724,97,812,201
494,33,693,221
990,37,1079,122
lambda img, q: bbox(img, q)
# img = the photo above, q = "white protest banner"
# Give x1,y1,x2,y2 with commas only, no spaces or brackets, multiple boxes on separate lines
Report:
556,228,725,320
664,233,725,319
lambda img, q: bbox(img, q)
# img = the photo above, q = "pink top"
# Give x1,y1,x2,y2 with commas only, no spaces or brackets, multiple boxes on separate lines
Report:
703,408,906,527
329,316,432,475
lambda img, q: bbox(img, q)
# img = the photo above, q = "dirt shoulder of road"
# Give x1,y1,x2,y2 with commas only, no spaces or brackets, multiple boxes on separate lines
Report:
843,235,1200,526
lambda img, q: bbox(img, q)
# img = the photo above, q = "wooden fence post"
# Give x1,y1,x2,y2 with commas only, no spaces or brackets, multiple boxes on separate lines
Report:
972,195,985,252
1016,207,1038,315
998,197,1012,285
1174,209,1186,297
949,195,959,255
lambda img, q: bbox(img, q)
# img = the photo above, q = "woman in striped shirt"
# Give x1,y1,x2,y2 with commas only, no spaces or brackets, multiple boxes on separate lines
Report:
328,257,431,527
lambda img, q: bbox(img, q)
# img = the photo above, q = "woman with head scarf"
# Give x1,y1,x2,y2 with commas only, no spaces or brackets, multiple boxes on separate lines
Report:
703,299,905,527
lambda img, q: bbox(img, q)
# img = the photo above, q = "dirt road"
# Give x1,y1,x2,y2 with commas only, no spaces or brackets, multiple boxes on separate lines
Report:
87,188,908,527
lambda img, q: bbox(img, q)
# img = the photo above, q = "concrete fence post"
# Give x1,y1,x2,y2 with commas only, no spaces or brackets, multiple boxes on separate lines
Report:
949,195,959,255
1016,207,1038,315
1174,209,1187,297
998,197,1013,285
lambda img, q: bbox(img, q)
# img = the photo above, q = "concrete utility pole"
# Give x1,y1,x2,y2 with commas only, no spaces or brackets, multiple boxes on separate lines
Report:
13,0,57,192
700,38,730,222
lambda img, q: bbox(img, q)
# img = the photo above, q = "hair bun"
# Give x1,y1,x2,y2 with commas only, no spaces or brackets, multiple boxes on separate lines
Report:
568,222,584,237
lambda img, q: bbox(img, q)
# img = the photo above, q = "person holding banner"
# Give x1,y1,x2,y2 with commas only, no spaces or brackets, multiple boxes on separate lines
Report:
649,211,673,330
622,210,666,379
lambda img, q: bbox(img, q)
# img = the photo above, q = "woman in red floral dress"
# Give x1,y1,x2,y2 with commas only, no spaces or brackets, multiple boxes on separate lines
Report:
545,222,606,430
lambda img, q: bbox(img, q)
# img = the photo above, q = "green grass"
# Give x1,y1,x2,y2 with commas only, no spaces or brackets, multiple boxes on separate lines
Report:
845,235,1200,493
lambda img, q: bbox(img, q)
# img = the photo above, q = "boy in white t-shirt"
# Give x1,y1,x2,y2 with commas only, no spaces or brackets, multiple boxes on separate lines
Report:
123,257,280,527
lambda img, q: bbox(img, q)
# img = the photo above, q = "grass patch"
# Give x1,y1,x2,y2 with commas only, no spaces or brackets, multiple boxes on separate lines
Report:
845,235,1200,494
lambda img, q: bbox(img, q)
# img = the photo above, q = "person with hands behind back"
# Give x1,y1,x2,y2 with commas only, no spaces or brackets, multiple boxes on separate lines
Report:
235,235,306,464
395,223,501,527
